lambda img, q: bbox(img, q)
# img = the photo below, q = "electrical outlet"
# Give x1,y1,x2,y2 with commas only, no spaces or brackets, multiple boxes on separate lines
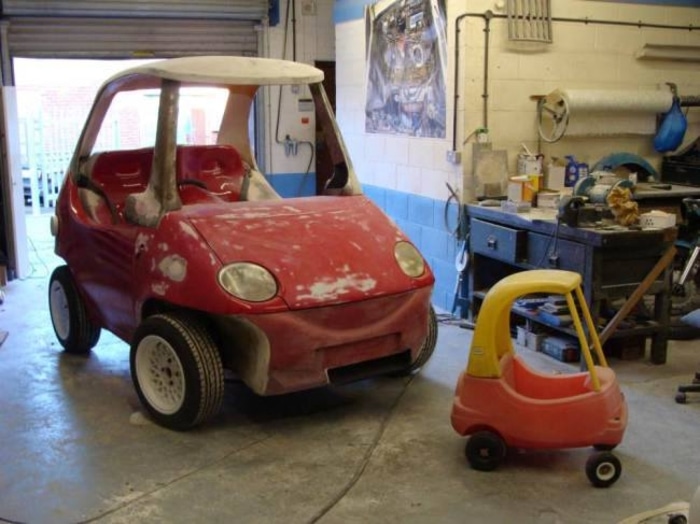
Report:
301,0,316,16
446,150,462,165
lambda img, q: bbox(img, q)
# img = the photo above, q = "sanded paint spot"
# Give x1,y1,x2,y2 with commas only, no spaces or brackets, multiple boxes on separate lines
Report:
152,282,169,295
179,221,200,240
296,274,377,302
158,255,187,282
134,233,152,255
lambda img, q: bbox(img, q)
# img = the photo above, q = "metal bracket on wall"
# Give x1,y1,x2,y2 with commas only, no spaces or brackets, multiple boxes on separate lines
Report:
506,0,553,43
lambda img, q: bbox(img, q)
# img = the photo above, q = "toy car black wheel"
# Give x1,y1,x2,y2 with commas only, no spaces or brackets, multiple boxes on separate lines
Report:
48,265,101,354
675,392,687,404
130,313,224,430
392,306,438,376
585,452,622,488
465,431,506,472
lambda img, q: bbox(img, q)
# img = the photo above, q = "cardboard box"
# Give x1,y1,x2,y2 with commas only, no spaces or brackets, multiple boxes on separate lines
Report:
535,189,561,210
542,335,580,362
526,331,545,352
546,165,566,189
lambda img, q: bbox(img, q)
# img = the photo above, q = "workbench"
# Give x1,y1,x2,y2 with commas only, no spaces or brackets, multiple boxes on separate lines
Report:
633,182,700,218
466,204,677,364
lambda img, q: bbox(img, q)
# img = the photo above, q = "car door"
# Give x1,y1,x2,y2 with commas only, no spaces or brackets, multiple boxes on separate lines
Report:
66,149,153,340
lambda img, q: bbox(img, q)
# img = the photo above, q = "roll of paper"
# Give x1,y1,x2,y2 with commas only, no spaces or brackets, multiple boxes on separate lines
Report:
544,88,674,137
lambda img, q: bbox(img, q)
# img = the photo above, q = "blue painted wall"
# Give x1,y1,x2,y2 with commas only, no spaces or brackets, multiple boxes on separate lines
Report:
334,0,372,23
267,172,316,198
363,184,461,314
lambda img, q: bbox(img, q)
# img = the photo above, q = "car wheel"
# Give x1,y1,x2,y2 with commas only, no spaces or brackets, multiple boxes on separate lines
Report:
464,430,506,472
393,306,438,376
48,265,101,354
585,452,622,488
130,313,224,430
592,443,617,451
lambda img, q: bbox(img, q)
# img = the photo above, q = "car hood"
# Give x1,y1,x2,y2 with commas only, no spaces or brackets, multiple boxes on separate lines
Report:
184,196,429,309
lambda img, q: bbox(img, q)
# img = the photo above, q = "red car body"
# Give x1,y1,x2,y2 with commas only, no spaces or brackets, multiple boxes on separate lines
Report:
49,57,436,429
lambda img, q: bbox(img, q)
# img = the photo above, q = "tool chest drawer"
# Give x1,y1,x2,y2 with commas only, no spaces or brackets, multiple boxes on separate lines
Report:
470,219,527,263
526,232,587,274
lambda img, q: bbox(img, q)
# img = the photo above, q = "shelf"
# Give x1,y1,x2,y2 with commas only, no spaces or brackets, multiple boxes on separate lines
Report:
636,44,700,63
472,292,663,340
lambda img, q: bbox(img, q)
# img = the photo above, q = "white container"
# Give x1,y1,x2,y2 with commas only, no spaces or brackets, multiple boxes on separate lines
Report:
517,154,543,176
546,164,566,189
639,211,676,229
516,326,528,347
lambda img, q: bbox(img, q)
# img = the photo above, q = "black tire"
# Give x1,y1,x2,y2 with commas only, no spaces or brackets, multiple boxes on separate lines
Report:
48,265,100,354
592,443,617,451
465,431,506,472
394,306,438,376
675,392,688,404
130,313,224,430
585,452,622,488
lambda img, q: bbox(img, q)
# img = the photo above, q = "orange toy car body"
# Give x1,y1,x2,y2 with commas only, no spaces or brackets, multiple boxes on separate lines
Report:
451,270,628,487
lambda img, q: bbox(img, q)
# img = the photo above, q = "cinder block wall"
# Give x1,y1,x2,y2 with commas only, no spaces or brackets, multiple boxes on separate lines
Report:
335,0,700,313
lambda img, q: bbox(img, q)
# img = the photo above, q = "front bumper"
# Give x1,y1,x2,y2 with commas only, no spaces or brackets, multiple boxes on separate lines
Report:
219,286,433,395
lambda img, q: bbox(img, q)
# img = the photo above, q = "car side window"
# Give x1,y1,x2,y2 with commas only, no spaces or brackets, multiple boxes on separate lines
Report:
93,89,160,154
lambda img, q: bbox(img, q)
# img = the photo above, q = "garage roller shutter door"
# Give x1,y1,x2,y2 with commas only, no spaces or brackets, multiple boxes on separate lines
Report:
1,0,269,20
5,17,260,59
1,0,268,59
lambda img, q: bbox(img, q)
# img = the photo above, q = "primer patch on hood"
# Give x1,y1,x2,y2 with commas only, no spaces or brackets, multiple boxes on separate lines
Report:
158,255,187,282
295,273,377,302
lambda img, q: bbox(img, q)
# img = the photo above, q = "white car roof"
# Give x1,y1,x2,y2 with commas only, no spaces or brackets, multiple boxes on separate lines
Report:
105,56,324,87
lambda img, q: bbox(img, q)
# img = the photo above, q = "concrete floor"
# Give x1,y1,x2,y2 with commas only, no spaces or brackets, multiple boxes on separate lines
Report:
1,213,700,524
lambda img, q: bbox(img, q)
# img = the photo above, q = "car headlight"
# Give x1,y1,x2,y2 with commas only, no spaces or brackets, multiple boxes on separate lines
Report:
394,241,425,278
218,262,278,302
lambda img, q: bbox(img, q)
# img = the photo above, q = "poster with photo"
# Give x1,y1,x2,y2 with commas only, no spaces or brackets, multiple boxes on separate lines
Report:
365,0,447,138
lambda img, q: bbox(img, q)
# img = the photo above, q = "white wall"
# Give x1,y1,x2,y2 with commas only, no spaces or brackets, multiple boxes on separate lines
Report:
263,0,336,176
336,14,462,202
336,0,700,202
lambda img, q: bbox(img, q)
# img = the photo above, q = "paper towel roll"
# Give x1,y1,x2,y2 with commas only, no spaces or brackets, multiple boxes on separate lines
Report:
542,88,674,137
551,89,673,113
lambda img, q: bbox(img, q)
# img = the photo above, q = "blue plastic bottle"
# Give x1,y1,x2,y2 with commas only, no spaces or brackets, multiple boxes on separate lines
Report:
564,156,588,188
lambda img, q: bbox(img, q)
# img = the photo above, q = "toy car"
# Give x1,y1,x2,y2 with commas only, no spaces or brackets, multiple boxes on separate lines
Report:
48,56,437,430
451,269,627,488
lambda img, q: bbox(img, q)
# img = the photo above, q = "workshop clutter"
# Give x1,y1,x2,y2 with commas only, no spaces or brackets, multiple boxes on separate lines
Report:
497,148,681,231
514,294,582,362
640,210,677,229
507,145,543,204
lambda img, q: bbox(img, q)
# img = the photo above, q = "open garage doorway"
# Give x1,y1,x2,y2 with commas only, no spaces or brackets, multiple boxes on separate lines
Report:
13,58,156,281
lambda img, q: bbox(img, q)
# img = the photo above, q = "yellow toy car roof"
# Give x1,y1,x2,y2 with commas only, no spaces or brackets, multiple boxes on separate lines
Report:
467,270,584,379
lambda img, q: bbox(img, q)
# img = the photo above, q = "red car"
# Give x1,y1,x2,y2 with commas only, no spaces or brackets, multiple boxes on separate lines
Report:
48,56,437,430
